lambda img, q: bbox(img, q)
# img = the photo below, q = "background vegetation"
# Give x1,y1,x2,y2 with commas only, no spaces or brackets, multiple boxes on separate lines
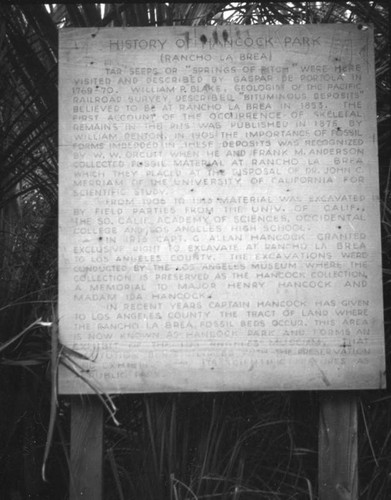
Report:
0,2,390,499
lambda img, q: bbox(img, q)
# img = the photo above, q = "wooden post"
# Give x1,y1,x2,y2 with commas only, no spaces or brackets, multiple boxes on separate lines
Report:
318,392,358,500
70,395,104,500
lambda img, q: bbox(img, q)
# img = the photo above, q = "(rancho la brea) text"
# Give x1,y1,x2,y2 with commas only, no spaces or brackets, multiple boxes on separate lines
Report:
59,25,385,393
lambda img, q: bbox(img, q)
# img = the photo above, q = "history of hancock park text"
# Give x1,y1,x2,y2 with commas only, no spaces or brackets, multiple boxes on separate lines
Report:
59,25,385,393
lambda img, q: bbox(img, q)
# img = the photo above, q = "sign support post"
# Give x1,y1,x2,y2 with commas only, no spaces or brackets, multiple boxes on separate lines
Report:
318,392,358,500
67,394,358,500
70,396,104,500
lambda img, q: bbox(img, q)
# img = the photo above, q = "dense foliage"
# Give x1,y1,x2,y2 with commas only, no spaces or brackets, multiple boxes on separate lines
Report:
0,2,390,499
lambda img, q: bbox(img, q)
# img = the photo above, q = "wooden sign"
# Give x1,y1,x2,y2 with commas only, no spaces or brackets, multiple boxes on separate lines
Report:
59,25,385,393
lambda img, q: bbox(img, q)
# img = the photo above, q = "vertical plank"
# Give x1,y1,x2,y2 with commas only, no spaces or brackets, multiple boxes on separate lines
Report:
318,392,358,500
70,396,103,500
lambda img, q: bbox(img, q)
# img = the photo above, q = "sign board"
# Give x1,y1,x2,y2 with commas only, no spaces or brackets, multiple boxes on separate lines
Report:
59,25,385,393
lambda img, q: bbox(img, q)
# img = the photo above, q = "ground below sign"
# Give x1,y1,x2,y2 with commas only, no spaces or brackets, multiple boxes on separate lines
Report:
59,25,385,393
